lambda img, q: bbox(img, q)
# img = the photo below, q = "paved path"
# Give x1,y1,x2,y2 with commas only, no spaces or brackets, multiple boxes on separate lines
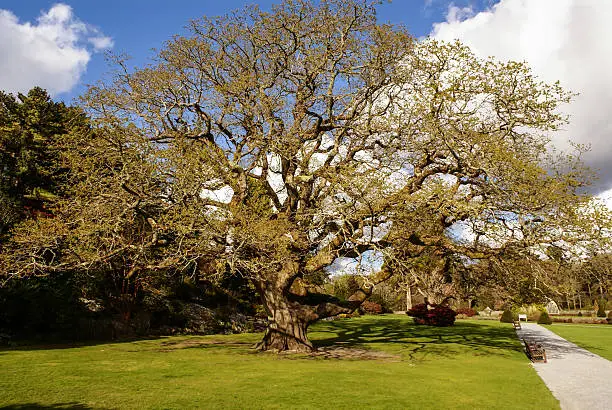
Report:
516,323,612,410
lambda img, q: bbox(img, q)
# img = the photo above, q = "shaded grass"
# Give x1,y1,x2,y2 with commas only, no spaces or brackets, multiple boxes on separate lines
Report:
0,315,558,409
544,323,612,360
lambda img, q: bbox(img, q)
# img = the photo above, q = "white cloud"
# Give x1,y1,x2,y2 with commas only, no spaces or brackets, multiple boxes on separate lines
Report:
325,250,384,276
596,187,612,210
89,36,114,52
446,4,475,22
0,3,113,95
200,185,234,204
431,0,612,192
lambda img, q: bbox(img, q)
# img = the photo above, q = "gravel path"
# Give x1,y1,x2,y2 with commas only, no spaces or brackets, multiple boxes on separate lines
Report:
516,323,612,410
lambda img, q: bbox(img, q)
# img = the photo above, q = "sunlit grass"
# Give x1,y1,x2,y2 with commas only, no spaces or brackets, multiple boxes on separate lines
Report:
545,323,612,360
0,315,558,409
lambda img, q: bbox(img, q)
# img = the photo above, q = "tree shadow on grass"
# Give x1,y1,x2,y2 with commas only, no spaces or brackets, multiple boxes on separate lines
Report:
1,316,522,360
155,338,256,354
311,316,522,359
0,403,94,409
0,336,166,353
0,334,261,356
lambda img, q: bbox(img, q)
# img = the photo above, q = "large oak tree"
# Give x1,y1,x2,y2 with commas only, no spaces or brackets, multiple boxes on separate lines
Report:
4,0,607,351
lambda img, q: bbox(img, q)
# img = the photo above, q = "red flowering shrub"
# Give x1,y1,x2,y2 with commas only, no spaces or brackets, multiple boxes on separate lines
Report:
406,303,457,326
455,307,477,317
406,303,429,324
360,301,383,315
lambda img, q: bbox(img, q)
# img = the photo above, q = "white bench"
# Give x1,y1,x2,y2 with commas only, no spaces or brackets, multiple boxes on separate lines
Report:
518,314,528,322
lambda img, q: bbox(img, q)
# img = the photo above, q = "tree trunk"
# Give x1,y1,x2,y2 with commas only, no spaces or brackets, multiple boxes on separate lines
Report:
255,283,316,353
406,286,412,311
251,263,386,353
588,283,592,299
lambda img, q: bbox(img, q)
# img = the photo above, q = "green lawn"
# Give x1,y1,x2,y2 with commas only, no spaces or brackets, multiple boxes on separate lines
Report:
0,315,558,409
545,323,612,360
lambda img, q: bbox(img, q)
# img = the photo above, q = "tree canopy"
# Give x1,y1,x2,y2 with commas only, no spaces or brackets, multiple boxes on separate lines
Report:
0,87,88,239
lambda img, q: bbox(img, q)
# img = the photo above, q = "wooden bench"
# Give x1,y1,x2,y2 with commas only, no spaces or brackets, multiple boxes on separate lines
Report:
523,339,547,363
512,320,522,330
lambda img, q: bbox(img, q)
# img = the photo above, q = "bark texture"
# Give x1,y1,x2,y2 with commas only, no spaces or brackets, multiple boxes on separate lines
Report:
255,283,317,352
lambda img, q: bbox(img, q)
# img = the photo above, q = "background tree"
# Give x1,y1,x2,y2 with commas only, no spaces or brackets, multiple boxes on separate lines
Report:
3,0,607,352
0,87,87,239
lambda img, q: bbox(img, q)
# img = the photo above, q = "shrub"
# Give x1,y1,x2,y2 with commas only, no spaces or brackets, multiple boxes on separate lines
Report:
577,311,583,317
551,317,572,323
406,303,457,326
455,307,477,317
360,301,383,315
406,303,428,323
522,304,546,320
571,316,608,324
500,309,514,323
538,311,552,325
527,311,541,322
429,305,457,326
596,299,607,318
607,311,612,324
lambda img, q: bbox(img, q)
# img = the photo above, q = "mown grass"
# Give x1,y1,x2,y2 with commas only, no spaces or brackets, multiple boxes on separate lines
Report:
545,323,612,360
0,315,558,409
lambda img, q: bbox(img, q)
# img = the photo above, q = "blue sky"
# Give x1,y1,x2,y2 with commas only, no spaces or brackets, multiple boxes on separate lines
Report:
0,0,492,102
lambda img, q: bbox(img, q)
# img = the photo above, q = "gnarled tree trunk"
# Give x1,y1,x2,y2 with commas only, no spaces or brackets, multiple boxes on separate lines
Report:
255,284,316,352
253,266,393,353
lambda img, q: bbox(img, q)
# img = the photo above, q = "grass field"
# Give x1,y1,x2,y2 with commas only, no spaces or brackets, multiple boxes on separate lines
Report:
545,323,612,360
0,315,559,409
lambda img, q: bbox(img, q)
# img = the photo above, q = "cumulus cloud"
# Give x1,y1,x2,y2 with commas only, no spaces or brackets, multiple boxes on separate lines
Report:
431,0,612,193
0,3,113,95
89,36,114,52
445,4,475,22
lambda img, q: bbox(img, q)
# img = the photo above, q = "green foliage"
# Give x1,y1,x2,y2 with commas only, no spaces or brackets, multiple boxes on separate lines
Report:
500,309,515,323
0,272,90,340
596,299,607,318
331,275,361,302
515,304,546,321
367,282,400,312
0,191,20,236
0,87,88,238
244,176,274,219
537,311,553,325
528,311,542,322
510,279,545,306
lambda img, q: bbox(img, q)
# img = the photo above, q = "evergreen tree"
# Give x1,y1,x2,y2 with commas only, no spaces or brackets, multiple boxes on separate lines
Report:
0,87,88,237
